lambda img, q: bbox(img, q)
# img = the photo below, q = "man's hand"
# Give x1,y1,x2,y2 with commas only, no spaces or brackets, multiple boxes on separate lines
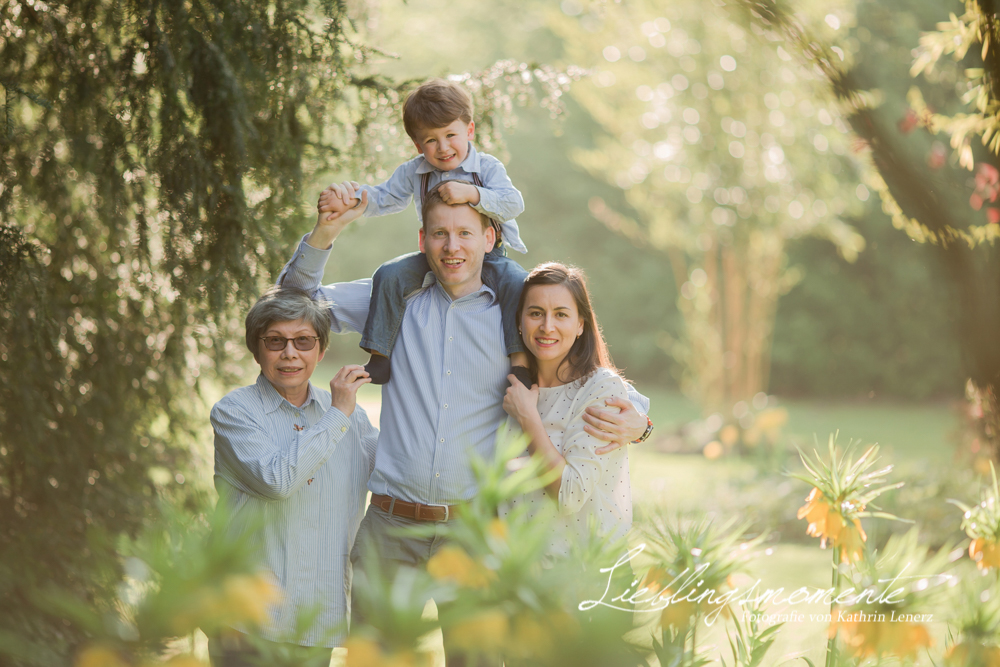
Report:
330,364,370,417
308,189,368,250
584,397,649,455
437,181,480,206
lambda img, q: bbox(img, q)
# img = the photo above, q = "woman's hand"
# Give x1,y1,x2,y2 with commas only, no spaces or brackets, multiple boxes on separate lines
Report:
503,375,541,430
330,365,370,417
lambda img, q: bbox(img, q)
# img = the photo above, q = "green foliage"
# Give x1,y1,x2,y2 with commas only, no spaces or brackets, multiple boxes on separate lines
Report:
721,604,784,667
0,0,395,660
771,213,962,399
735,0,1000,423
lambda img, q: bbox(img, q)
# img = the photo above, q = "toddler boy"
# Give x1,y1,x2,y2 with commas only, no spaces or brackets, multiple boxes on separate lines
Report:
318,78,531,386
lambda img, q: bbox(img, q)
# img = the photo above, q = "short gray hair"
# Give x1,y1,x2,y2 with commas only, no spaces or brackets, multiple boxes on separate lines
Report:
245,286,332,359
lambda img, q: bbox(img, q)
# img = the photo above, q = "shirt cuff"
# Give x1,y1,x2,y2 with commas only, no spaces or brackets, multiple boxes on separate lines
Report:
294,234,334,268
317,404,353,440
471,187,498,219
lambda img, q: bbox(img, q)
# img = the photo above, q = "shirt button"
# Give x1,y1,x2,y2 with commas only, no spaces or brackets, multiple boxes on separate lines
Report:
435,472,440,478
444,404,449,409
446,370,452,375
440,438,445,443
449,336,453,341
341,426,347,433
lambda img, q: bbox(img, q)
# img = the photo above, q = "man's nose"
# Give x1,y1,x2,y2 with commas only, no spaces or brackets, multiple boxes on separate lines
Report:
280,340,299,357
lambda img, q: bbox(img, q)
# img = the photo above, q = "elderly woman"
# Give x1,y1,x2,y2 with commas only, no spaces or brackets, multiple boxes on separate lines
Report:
210,285,376,666
502,263,643,552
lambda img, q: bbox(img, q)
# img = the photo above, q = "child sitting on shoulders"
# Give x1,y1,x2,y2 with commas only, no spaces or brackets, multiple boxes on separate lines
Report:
317,78,531,387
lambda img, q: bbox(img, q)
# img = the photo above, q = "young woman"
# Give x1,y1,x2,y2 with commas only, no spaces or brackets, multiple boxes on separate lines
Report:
501,262,632,553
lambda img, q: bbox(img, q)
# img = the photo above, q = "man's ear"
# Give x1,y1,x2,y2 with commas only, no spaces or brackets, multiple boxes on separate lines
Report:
484,223,496,252
413,139,423,154
466,121,475,141
418,227,426,254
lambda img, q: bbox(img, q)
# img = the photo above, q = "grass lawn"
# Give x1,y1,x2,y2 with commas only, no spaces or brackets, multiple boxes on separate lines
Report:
639,387,958,465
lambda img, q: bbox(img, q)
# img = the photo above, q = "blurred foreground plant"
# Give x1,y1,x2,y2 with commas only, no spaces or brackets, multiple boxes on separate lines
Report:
791,435,906,667
13,503,296,667
347,435,645,667
828,529,953,663
642,516,765,667
952,462,1000,572
942,576,1000,667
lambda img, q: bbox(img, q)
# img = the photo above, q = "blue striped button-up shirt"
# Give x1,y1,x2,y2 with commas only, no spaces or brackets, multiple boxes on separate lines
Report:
279,238,510,505
359,144,527,253
212,373,378,647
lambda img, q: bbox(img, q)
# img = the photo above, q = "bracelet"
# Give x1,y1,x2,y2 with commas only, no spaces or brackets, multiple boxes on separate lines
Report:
632,415,654,444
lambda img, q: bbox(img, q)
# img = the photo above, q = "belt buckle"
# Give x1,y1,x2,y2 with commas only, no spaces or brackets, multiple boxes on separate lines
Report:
425,502,450,522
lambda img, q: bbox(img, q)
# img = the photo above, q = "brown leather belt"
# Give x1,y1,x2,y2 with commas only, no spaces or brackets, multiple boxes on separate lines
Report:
370,493,459,522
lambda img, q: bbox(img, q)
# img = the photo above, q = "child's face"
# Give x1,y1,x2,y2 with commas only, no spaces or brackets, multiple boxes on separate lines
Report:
411,119,475,171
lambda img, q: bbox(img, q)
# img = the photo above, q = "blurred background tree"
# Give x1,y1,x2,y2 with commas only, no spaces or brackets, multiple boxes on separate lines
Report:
550,0,867,412
735,0,1000,451
0,1,388,661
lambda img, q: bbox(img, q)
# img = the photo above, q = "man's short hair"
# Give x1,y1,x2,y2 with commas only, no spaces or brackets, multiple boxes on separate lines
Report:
245,286,332,359
422,180,491,231
403,78,474,140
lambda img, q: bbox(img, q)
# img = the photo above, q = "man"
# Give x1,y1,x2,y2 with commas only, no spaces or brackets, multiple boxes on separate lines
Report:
278,183,651,662
210,286,376,666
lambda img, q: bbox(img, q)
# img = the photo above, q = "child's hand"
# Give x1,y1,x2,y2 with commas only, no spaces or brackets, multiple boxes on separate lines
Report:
437,181,480,206
317,185,348,217
312,189,368,234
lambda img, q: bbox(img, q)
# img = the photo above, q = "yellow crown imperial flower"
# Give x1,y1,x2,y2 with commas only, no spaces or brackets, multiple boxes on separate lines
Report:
944,642,1000,667
75,645,127,667
641,566,669,594
446,610,510,652
659,591,697,630
798,488,868,562
426,546,495,589
508,613,555,660
831,617,933,660
487,518,509,542
344,637,383,667
222,572,283,625
970,537,1000,571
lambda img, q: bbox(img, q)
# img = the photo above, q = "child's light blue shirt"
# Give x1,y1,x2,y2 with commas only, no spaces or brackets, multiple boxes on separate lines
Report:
359,143,527,253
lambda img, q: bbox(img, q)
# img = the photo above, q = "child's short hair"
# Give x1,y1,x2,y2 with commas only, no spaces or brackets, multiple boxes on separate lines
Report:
403,78,474,140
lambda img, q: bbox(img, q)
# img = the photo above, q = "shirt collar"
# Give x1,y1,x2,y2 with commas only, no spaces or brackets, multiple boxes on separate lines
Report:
414,142,482,175
256,373,318,414
419,271,498,305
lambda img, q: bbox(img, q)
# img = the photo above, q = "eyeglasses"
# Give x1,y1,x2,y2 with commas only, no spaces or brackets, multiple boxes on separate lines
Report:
259,336,321,352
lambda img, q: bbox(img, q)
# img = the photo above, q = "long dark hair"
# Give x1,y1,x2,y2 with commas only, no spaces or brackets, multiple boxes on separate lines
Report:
516,262,624,385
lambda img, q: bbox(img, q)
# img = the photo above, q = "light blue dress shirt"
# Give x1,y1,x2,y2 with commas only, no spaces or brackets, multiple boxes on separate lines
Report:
359,143,527,253
212,374,378,647
277,238,651,508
